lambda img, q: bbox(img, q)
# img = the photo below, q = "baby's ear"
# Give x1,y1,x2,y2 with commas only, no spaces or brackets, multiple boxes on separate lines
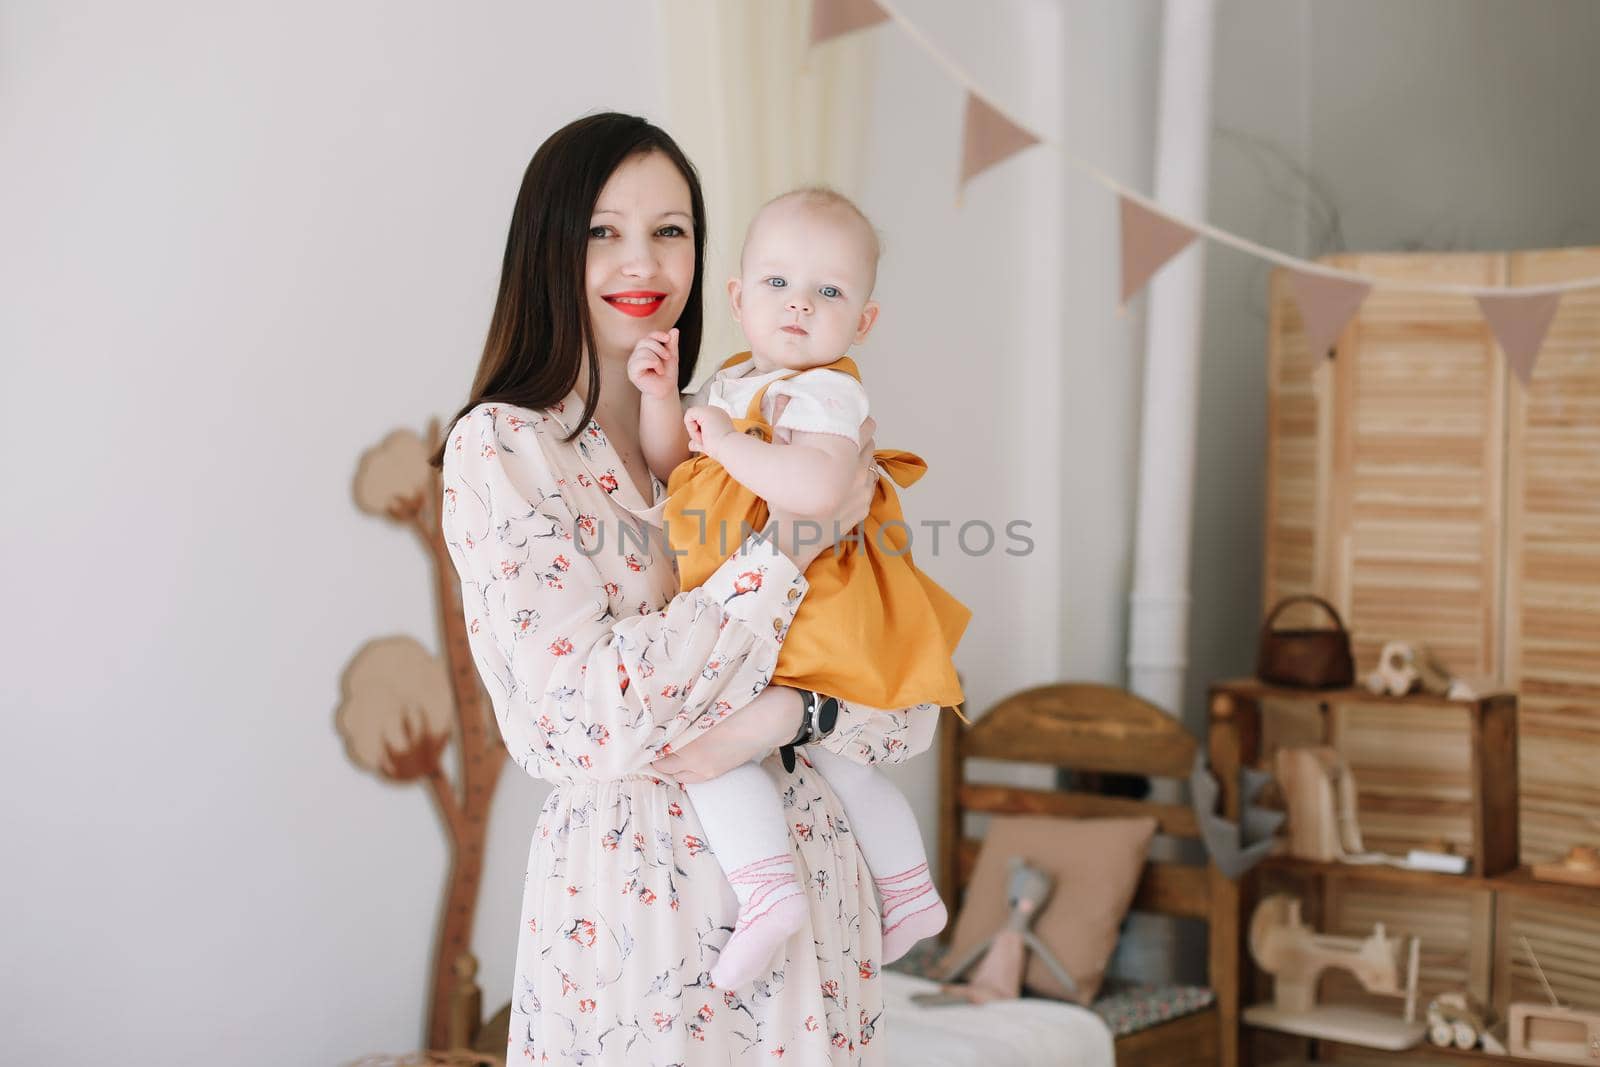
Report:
727,277,743,321
854,300,881,343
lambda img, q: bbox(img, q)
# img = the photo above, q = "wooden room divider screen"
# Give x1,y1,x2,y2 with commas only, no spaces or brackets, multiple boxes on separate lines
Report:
1260,246,1600,1018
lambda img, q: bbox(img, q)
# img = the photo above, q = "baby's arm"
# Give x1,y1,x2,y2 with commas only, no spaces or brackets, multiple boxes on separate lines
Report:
640,392,691,484
687,414,859,519
628,329,693,483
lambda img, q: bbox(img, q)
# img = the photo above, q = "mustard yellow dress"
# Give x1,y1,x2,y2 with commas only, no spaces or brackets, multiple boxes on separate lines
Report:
666,353,969,710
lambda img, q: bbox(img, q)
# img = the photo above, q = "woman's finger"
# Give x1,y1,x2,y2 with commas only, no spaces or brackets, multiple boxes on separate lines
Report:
657,734,727,781
649,752,686,783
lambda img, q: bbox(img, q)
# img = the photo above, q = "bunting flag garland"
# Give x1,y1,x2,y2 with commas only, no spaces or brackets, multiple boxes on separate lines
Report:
1286,270,1372,360
806,0,1597,378
1477,291,1563,385
809,0,889,47
960,93,1041,189
1119,195,1199,307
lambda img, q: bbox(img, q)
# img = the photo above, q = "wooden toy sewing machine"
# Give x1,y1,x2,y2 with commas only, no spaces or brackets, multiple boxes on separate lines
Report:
1242,894,1426,1051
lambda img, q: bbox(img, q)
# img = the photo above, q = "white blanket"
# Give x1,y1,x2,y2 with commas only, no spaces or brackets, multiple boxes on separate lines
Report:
881,972,1115,1067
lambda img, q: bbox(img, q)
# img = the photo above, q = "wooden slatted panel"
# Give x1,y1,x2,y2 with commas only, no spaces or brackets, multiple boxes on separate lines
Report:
1494,893,1600,1015
1505,247,1600,864
1320,880,1480,1011
1330,702,1475,860
1329,253,1506,677
1264,265,1334,616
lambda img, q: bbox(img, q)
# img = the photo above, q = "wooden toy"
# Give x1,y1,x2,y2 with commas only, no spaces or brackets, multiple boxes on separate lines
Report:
1274,746,1363,862
1531,844,1600,889
1507,937,1600,1064
1242,894,1425,1051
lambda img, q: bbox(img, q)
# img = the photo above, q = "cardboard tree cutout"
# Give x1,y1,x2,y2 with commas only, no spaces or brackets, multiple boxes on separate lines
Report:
336,420,506,1051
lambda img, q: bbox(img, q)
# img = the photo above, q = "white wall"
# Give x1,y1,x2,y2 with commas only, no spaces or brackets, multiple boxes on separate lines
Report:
2,2,664,1062
1194,0,1600,737
854,0,1075,865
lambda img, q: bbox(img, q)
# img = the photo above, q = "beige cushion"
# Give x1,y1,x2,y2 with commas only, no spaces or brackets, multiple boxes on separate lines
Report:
941,814,1158,1005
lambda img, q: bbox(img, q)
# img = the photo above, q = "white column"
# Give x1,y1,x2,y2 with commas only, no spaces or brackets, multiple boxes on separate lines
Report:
1128,0,1215,727
1120,0,1216,988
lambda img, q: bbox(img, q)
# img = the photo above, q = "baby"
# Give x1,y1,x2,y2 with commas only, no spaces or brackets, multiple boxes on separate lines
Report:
627,188,969,990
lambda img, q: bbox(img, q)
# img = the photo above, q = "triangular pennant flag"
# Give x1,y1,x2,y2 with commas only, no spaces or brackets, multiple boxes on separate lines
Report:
959,92,1039,188
1118,195,1199,306
1286,269,1371,360
1478,291,1561,385
809,0,889,46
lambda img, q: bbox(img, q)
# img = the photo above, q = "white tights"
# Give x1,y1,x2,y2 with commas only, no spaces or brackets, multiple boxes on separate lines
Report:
683,744,947,987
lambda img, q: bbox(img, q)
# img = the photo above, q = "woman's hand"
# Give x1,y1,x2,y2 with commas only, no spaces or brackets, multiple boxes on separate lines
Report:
648,686,803,784
767,410,879,571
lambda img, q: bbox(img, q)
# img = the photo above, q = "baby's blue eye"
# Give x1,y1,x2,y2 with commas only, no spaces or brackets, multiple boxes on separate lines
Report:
820,286,841,299
766,277,787,288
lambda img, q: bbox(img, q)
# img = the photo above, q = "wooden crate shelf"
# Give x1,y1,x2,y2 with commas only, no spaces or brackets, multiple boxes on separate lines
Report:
1209,679,1520,877
1206,677,1567,1067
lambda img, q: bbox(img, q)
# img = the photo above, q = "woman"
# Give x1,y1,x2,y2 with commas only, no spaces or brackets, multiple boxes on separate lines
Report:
433,112,939,1064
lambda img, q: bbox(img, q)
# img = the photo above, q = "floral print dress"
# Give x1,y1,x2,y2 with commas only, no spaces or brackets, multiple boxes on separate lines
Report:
441,397,939,1065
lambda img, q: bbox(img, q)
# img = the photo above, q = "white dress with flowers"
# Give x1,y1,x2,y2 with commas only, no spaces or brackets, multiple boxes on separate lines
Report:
441,397,939,1065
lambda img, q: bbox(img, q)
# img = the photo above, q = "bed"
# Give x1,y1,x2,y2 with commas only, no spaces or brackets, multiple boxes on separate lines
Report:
882,683,1232,1067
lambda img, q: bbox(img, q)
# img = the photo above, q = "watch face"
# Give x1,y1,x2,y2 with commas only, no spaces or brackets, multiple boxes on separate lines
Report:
817,695,840,735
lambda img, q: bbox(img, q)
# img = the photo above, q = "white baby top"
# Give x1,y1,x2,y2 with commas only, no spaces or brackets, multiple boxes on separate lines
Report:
689,359,870,443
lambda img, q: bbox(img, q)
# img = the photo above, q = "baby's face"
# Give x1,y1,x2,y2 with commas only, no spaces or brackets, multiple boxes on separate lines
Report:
730,201,879,372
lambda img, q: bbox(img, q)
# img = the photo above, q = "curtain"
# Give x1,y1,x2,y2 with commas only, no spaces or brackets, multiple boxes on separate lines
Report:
660,0,879,381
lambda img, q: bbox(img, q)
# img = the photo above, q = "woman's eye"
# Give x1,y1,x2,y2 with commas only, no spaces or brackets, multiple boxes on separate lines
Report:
766,277,787,288
589,226,611,239
820,286,841,299
657,225,685,238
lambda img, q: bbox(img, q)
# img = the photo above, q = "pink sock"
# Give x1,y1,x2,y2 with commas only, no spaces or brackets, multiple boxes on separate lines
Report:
710,854,808,989
877,863,947,964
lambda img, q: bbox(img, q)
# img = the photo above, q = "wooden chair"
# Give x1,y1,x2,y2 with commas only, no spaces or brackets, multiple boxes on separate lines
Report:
936,683,1237,1067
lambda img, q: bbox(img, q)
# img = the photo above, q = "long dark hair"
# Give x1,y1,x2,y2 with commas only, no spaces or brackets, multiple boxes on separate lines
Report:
430,112,707,468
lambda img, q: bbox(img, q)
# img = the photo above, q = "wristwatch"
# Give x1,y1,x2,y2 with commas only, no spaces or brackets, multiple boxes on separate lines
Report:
779,688,840,773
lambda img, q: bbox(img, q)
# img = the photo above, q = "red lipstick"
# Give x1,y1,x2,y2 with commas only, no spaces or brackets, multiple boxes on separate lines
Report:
603,290,667,318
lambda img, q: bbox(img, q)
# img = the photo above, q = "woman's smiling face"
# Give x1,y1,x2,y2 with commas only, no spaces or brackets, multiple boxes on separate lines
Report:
585,151,696,360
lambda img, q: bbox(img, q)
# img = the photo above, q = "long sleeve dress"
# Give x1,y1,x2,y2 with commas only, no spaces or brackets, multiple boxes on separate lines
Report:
441,397,940,1066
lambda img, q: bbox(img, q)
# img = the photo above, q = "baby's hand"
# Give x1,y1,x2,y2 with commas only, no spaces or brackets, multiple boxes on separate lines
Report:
627,328,680,398
683,405,735,456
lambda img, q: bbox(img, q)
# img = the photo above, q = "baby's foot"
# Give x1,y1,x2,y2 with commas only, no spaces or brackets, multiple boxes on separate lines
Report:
710,856,809,989
878,862,947,964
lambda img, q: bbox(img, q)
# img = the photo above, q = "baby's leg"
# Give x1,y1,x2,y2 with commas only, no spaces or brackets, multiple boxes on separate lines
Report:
806,745,948,964
682,761,808,989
